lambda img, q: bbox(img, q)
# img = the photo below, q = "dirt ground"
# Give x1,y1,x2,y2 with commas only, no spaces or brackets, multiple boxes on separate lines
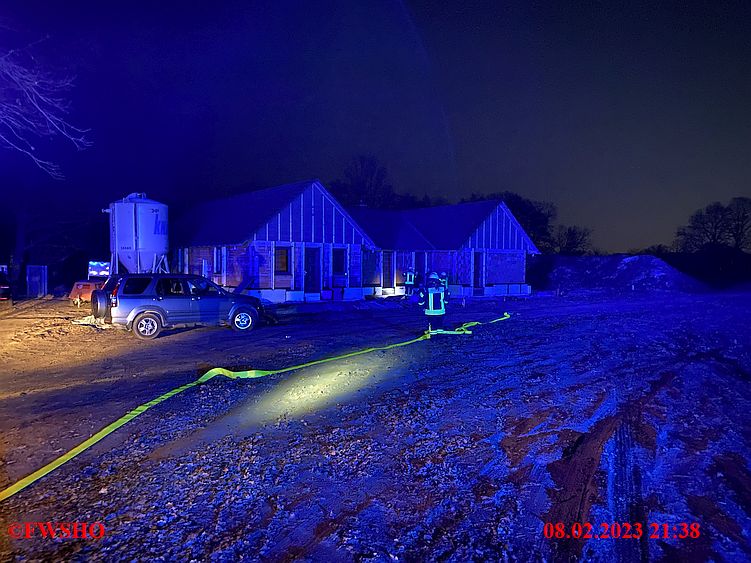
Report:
0,292,749,561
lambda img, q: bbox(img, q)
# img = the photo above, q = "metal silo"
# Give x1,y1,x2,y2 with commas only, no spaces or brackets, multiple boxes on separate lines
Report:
105,193,169,273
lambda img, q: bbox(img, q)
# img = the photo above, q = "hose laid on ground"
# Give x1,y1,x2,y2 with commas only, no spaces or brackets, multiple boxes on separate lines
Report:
0,312,510,502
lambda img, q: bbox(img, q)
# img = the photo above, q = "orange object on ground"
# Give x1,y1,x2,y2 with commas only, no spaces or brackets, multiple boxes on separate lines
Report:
69,281,104,302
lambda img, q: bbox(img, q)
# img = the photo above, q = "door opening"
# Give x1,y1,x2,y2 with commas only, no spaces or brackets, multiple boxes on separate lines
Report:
304,247,321,293
473,251,484,296
382,251,394,288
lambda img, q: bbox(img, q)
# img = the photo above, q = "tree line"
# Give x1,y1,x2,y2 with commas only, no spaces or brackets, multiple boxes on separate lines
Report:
672,198,751,252
332,156,751,258
329,155,593,255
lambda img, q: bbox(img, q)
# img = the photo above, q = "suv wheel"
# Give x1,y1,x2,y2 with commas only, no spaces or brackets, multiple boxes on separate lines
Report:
133,312,162,339
91,290,109,319
231,307,258,332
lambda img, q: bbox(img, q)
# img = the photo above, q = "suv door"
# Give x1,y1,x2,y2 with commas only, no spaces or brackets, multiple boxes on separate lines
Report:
154,278,194,323
186,277,232,324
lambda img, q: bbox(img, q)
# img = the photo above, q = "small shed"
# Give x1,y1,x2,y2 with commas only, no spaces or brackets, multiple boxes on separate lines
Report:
174,180,377,302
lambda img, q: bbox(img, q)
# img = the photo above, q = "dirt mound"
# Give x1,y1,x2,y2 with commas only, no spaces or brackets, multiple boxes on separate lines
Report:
530,254,703,293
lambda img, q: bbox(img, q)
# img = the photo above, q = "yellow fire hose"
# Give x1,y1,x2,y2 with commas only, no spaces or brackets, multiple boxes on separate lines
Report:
0,312,510,502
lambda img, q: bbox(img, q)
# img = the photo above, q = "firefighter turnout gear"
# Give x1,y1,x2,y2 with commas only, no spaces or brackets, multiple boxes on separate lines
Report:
439,271,449,291
404,267,415,295
418,272,448,331
424,286,446,316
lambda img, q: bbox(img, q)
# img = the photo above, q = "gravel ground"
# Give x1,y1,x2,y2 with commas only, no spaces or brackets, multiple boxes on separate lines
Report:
1,291,750,561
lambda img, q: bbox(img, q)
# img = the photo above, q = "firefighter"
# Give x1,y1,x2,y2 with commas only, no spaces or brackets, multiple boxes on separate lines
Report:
404,267,416,296
417,271,448,332
414,269,424,291
440,271,451,306
439,271,449,291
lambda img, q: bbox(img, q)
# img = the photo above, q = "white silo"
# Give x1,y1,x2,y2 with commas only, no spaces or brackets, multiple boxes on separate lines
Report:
105,193,169,273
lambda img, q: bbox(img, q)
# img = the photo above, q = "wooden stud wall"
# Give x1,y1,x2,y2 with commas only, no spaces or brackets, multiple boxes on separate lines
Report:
464,202,536,252
252,183,372,246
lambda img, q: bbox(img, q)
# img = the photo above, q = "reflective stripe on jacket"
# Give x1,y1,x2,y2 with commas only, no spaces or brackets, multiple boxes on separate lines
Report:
423,287,445,316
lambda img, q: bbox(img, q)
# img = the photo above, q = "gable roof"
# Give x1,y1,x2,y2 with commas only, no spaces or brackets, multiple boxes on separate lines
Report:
496,201,540,253
175,181,538,253
347,199,539,253
174,180,312,246
400,200,502,250
346,207,435,250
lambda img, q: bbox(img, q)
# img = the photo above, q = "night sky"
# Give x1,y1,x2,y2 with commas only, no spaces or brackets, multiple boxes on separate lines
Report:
2,1,751,253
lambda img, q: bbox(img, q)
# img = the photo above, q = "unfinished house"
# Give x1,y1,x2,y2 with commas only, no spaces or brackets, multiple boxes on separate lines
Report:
175,179,539,301
174,180,377,302
349,200,540,296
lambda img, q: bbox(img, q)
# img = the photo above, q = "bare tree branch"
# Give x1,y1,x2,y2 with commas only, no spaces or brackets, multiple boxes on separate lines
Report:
0,41,90,179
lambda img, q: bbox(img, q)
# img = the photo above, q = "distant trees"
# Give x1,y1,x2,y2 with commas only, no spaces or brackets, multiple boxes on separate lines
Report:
462,192,593,255
332,155,595,254
329,155,393,208
0,40,89,179
461,191,557,251
674,197,751,252
552,225,593,255
637,244,672,256
728,197,751,250
330,155,446,209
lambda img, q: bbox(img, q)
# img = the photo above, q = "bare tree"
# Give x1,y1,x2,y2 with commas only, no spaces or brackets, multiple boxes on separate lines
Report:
0,42,89,179
727,197,751,250
330,155,396,208
553,225,592,255
674,201,731,251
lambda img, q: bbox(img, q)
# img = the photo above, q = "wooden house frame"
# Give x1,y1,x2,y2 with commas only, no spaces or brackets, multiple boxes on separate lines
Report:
175,181,539,302
175,180,378,302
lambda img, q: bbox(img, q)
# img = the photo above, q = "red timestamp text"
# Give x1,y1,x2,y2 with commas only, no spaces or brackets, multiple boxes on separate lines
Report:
543,522,700,540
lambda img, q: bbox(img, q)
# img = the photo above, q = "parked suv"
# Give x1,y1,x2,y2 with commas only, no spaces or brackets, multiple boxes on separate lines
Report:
91,274,269,339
